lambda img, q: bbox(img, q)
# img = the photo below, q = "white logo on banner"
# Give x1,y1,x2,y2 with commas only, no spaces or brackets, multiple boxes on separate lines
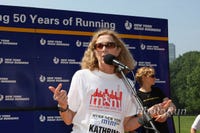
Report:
39,114,62,122
40,38,70,46
0,58,3,64
124,20,132,30
76,40,89,47
52,57,80,65
124,21,162,32
0,94,4,101
53,57,60,64
39,75,69,83
140,43,146,50
39,114,46,122
39,75,46,82
40,38,46,45
76,40,82,47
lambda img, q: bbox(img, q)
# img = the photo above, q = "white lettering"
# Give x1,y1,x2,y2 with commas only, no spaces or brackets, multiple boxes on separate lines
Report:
62,17,73,26
29,14,60,25
0,14,10,24
29,14,38,23
76,18,115,30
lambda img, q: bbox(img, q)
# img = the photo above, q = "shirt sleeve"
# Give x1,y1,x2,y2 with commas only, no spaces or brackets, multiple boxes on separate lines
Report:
192,115,200,130
125,95,140,117
67,71,83,112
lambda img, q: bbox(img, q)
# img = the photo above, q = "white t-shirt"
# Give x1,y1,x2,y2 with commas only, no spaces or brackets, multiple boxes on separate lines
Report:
192,115,200,130
68,69,139,133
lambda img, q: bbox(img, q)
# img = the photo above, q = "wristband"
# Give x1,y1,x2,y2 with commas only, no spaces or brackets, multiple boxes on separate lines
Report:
138,117,145,125
138,115,150,126
57,104,69,112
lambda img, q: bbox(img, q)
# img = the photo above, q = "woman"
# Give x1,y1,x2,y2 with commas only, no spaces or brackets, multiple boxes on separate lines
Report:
49,29,142,132
135,66,176,133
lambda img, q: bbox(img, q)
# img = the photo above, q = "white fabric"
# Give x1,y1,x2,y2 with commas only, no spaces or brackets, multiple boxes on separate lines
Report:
68,69,139,133
192,114,200,130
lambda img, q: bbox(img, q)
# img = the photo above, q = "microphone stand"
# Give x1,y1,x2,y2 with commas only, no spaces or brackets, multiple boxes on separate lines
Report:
117,66,160,133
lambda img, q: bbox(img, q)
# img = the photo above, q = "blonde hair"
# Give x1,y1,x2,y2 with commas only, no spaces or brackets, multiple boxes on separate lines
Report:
81,29,136,78
135,66,155,86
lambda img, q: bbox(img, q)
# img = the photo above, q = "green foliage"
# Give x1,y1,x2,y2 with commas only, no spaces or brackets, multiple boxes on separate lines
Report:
170,51,200,114
185,66,200,113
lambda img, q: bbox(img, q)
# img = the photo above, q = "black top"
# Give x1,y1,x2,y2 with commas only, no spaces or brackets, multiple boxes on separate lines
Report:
137,86,169,133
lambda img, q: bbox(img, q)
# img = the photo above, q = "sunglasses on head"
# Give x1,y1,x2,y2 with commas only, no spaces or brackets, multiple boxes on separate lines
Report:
94,42,117,50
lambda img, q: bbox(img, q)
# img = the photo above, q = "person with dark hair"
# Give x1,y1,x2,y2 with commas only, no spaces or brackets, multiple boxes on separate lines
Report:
49,29,143,132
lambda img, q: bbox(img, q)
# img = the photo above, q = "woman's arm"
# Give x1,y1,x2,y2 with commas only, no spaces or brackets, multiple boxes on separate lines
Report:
123,115,142,131
59,108,76,125
190,128,196,133
49,83,76,125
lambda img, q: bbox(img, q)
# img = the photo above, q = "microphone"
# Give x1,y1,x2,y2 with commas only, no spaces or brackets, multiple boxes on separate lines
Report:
103,54,130,70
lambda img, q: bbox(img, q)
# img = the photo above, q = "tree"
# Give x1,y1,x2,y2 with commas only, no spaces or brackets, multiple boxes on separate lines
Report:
185,65,200,113
170,51,200,114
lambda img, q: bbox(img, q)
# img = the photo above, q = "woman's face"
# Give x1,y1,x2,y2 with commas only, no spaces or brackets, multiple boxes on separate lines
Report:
143,74,156,86
94,34,121,70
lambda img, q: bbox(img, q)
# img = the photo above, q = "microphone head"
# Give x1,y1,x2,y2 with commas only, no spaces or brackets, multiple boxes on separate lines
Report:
103,54,116,65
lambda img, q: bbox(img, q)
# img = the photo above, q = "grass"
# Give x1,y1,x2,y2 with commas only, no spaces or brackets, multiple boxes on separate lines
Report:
173,115,198,133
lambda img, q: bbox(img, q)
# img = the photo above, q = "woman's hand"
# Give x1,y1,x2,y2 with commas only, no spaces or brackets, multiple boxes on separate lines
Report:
148,99,172,118
154,113,168,122
48,83,68,109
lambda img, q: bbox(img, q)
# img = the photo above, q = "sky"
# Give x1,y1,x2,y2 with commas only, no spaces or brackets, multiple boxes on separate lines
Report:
1,0,200,57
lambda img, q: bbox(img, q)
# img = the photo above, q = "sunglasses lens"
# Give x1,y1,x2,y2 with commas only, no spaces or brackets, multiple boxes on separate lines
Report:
107,42,116,48
94,42,116,50
95,43,104,49
150,75,155,78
